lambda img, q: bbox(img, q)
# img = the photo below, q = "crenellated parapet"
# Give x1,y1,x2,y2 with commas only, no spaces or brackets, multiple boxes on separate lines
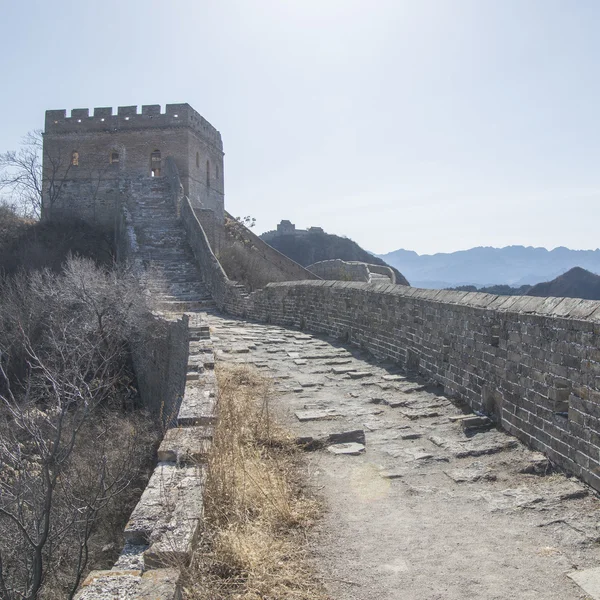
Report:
45,103,223,150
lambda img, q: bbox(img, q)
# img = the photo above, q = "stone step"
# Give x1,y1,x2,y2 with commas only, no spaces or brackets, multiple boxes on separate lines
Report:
145,282,205,289
150,288,211,295
128,180,215,313
190,327,211,340
149,293,211,301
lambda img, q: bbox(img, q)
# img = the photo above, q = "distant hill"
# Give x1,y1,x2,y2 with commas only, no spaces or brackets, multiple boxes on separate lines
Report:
527,267,600,300
379,246,600,289
260,230,409,285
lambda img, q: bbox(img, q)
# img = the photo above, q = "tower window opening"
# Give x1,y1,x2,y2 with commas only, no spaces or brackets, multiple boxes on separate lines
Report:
206,160,210,188
110,151,119,165
196,152,199,168
71,151,79,166
150,150,161,177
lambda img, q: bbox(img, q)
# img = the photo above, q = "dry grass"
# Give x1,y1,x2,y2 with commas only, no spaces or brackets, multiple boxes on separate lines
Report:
183,364,329,600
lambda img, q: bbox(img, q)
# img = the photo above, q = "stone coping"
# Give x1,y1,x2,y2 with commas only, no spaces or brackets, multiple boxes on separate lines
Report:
259,280,600,321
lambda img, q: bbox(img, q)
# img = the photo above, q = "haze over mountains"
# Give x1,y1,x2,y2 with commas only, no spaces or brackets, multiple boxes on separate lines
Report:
379,246,600,289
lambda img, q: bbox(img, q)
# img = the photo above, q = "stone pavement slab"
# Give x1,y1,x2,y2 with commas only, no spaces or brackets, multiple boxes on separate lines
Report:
327,442,366,455
568,567,600,598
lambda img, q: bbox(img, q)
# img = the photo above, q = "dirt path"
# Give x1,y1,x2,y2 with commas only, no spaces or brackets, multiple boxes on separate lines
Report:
205,312,599,600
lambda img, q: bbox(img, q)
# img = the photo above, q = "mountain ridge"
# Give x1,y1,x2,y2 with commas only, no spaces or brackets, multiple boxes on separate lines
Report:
379,245,600,288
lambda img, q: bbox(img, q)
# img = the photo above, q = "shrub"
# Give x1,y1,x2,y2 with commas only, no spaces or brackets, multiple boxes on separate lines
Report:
0,257,160,600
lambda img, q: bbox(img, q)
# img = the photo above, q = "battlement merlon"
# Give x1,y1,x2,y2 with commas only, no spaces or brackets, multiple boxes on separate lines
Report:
44,103,223,151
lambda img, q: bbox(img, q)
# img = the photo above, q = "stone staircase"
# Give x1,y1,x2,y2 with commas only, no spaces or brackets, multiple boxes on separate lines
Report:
128,177,215,312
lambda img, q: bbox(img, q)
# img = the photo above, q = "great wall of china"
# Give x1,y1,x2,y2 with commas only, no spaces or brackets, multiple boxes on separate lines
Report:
42,105,600,599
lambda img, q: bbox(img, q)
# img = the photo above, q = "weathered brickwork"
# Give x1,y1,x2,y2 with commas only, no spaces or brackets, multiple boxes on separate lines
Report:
42,104,224,228
130,313,189,426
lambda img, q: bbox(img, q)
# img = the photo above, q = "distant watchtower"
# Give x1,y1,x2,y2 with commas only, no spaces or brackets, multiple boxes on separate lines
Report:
277,220,296,235
42,103,224,227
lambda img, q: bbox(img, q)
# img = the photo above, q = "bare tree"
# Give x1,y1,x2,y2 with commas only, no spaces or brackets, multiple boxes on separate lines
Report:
0,131,88,221
0,258,155,600
0,131,45,219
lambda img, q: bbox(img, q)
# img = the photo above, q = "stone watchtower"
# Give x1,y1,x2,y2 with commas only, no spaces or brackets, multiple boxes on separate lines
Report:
42,103,224,228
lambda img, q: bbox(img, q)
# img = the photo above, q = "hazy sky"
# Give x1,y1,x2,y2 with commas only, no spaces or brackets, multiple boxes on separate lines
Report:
1,0,599,254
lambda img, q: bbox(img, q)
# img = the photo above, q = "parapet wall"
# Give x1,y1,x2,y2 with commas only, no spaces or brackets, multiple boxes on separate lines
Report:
307,259,372,282
181,198,245,312
368,264,397,284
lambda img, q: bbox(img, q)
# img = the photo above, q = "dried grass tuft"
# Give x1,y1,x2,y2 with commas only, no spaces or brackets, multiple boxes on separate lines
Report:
183,364,328,600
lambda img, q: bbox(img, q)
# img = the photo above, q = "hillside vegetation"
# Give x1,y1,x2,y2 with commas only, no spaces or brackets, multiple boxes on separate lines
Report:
261,230,409,285
0,209,159,599
0,205,114,276
527,267,600,300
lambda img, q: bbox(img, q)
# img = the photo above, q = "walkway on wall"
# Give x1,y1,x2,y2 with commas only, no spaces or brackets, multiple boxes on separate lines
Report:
205,311,600,600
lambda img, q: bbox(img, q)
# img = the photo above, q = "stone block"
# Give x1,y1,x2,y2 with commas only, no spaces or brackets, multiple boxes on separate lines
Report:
177,379,216,426
158,426,213,464
124,463,205,554
327,442,365,455
295,409,343,421
138,569,182,600
568,567,600,599
75,569,181,600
